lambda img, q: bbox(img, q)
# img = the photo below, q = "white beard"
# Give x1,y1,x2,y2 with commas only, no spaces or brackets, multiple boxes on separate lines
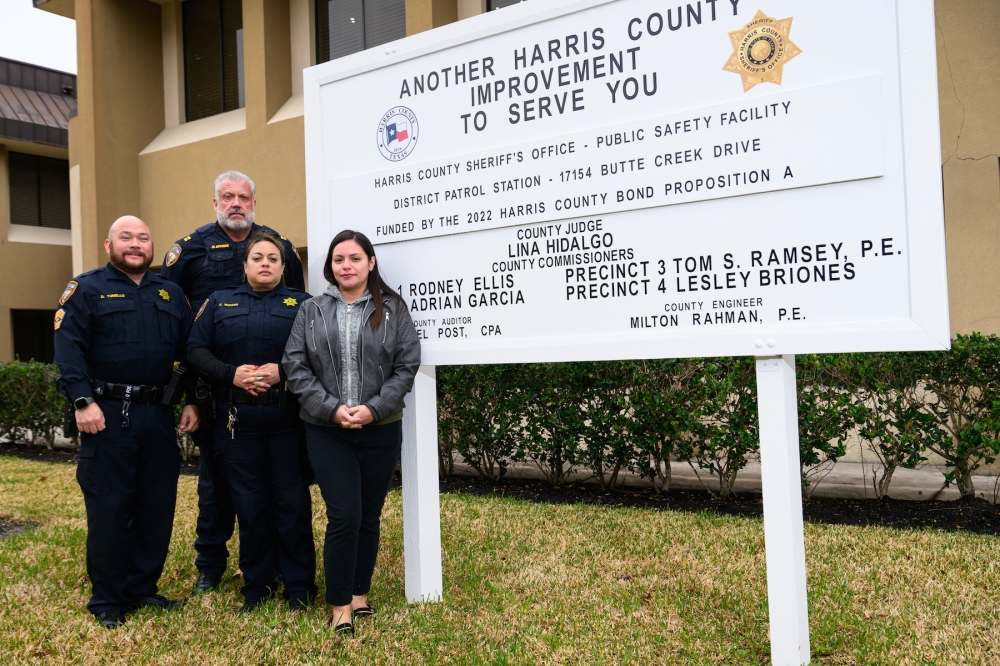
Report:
218,207,255,231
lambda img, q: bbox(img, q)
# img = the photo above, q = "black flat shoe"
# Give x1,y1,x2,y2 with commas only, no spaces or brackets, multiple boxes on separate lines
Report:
129,595,184,612
192,572,222,595
97,610,125,629
333,621,354,636
288,597,310,613
240,598,267,613
352,605,375,618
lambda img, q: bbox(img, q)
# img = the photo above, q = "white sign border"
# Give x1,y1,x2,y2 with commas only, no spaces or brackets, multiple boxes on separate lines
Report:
304,0,949,364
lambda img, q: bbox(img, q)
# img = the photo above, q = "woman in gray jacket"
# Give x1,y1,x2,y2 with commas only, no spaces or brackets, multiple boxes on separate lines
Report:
282,230,420,634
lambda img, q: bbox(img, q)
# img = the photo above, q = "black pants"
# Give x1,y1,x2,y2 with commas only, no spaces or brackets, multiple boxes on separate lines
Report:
305,420,401,606
193,418,237,575
216,403,317,602
76,400,180,617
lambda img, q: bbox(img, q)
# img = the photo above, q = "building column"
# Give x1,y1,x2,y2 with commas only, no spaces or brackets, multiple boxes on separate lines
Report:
70,0,165,269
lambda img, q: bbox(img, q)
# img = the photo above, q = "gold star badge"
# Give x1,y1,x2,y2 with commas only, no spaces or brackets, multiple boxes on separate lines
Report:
723,10,802,92
283,297,298,307
158,289,171,302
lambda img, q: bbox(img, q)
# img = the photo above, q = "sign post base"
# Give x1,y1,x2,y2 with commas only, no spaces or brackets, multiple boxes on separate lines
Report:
401,364,443,603
755,355,810,665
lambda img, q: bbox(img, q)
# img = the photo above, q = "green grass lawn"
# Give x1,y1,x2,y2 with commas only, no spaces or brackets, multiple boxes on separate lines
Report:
1,454,999,665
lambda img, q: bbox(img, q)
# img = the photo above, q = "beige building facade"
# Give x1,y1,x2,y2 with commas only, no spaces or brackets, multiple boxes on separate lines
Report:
13,0,1000,363
0,56,76,363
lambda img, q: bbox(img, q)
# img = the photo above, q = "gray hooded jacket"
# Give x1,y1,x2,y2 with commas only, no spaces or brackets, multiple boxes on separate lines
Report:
282,286,420,426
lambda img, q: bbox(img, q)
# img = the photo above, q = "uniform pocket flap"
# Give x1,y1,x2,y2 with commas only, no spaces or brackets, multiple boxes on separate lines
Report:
209,250,235,261
270,306,298,318
95,299,137,315
153,298,183,318
215,305,248,319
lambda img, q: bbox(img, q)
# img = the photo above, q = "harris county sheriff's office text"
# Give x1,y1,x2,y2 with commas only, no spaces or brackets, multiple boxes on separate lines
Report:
395,1,741,134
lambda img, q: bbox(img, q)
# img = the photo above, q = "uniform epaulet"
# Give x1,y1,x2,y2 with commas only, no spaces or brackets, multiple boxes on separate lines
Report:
265,230,302,263
195,222,218,235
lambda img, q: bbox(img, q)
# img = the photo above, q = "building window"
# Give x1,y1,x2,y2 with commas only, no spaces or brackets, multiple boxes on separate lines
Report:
316,0,406,64
8,152,70,230
11,310,56,363
183,0,245,122
488,0,523,10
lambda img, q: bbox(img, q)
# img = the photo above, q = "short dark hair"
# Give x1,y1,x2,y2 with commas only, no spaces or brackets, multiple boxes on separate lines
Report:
243,229,286,285
323,230,403,330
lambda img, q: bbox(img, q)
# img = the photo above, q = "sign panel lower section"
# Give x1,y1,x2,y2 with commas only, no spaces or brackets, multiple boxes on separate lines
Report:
376,173,915,363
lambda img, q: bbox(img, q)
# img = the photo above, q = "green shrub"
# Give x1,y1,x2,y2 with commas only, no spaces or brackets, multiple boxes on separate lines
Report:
0,361,65,449
915,333,1000,497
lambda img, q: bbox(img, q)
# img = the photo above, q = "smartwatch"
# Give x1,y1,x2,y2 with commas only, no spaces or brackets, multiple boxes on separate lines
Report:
74,396,95,410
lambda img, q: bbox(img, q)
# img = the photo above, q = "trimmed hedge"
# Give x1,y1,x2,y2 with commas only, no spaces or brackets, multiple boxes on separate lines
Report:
4,334,1000,497
438,334,1000,499
0,360,65,449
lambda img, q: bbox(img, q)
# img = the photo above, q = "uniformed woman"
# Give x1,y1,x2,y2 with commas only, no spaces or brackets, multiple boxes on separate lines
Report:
187,230,317,612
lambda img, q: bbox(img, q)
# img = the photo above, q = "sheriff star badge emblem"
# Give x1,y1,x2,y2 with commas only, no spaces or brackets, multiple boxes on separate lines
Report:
723,9,802,92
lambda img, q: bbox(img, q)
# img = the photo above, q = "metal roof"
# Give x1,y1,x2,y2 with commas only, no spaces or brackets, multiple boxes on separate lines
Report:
0,58,76,148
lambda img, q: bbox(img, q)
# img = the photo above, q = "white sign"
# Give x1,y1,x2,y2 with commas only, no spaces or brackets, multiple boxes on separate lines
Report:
305,0,948,365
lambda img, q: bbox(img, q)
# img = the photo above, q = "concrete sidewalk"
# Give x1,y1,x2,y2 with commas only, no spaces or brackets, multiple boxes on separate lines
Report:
457,458,999,503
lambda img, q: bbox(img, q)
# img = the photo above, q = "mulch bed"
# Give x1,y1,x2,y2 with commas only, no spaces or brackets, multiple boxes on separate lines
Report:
3,443,997,536
438,475,1000,536
0,518,29,540
0,442,201,476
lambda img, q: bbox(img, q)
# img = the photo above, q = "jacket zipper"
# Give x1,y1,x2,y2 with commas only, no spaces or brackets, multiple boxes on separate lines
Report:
310,319,316,351
359,300,374,401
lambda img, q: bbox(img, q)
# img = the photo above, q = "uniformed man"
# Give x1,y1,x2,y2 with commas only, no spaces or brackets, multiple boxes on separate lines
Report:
54,216,200,629
160,170,305,595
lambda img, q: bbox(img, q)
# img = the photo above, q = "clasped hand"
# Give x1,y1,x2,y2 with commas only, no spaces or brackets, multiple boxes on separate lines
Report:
233,363,281,395
334,404,373,429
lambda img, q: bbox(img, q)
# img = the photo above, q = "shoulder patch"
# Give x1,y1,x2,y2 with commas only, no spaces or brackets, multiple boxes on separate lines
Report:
53,309,65,330
195,299,209,321
165,244,182,267
59,280,78,306
291,245,302,263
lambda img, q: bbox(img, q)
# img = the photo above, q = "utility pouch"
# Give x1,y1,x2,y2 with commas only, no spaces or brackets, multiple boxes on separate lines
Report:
194,378,212,406
161,366,188,405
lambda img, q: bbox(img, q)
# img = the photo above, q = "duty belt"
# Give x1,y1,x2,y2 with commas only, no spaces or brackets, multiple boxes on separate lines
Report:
214,387,283,406
92,381,165,403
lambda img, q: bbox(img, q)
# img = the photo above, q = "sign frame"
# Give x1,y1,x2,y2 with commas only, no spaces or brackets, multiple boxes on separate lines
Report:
303,2,945,664
304,0,949,366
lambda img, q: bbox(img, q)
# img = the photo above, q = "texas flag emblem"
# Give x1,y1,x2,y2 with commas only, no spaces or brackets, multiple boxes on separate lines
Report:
386,122,409,144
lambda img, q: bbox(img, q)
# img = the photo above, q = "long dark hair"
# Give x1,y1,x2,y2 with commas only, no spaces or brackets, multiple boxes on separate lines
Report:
323,230,403,330
242,229,286,286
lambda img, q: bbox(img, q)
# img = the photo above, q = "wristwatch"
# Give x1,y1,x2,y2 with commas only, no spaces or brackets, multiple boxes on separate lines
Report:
74,396,95,410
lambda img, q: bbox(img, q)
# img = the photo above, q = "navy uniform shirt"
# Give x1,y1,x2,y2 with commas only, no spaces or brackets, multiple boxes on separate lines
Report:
187,283,310,386
160,222,305,304
53,264,193,402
